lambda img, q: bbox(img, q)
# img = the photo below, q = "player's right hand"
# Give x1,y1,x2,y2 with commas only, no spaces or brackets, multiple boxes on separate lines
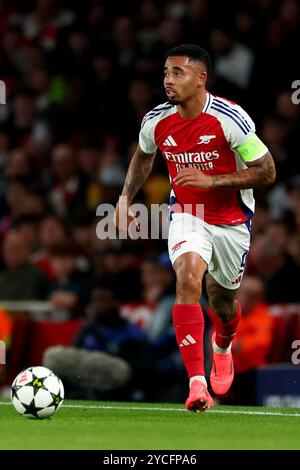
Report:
113,198,139,234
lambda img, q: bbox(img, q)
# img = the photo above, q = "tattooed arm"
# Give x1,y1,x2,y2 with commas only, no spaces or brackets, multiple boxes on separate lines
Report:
121,144,156,203
173,152,276,190
211,152,276,189
114,145,156,230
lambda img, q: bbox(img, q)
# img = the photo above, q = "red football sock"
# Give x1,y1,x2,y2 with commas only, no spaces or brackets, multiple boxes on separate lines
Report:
172,304,205,378
207,301,242,349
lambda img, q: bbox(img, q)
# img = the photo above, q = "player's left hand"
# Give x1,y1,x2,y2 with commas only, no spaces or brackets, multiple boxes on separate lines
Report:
173,167,214,189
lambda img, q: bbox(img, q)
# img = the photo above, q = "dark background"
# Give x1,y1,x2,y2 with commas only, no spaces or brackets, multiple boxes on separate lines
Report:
0,0,300,404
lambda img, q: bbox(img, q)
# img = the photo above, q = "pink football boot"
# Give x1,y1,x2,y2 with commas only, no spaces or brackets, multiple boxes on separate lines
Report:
185,380,214,413
210,333,234,395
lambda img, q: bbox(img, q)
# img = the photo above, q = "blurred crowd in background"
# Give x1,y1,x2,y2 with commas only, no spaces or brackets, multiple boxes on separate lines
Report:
1,0,300,403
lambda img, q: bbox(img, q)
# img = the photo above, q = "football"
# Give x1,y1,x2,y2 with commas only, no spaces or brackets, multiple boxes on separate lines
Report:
11,366,64,419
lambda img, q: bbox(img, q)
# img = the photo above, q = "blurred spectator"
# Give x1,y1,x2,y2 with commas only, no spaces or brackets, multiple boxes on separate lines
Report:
250,197,271,237
286,176,300,231
119,79,154,148
14,213,41,254
85,2,111,43
276,89,300,123
0,231,50,300
48,242,91,313
0,27,23,93
154,17,184,58
70,210,97,261
112,16,138,69
79,52,125,137
141,253,175,303
210,24,254,91
48,143,89,217
3,89,51,153
181,0,211,48
55,27,91,77
0,178,45,236
5,148,31,180
44,285,153,400
24,67,52,113
279,0,300,35
39,214,69,250
1,178,27,225
233,276,275,374
76,145,100,180
97,138,126,189
93,246,143,302
248,222,300,303
225,275,275,405
233,4,259,48
34,214,71,280
260,116,290,180
138,0,160,51
22,0,76,51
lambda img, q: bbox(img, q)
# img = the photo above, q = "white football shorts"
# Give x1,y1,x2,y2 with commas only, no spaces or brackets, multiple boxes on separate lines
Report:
168,212,251,290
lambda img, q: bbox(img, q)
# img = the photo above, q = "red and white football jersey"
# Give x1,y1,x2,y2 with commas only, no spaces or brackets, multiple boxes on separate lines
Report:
139,92,268,225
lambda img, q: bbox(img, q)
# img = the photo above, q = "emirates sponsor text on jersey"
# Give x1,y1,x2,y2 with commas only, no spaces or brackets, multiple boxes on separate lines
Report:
164,150,220,171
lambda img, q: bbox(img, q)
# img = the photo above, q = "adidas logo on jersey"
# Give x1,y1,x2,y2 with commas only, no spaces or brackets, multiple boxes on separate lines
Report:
198,135,216,144
163,135,177,146
180,335,197,347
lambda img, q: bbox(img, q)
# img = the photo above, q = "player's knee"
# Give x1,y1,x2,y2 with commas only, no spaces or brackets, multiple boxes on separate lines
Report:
176,268,202,298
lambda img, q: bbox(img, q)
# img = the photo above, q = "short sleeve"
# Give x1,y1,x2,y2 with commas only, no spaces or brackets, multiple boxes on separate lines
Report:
139,118,157,154
224,104,268,162
227,104,256,148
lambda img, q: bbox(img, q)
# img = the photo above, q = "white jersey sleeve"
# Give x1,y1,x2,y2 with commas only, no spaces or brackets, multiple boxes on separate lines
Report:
226,104,256,148
139,117,157,154
139,102,176,154
209,97,268,162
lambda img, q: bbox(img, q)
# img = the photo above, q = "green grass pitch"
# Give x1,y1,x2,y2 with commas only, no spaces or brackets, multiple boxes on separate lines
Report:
1,399,300,449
